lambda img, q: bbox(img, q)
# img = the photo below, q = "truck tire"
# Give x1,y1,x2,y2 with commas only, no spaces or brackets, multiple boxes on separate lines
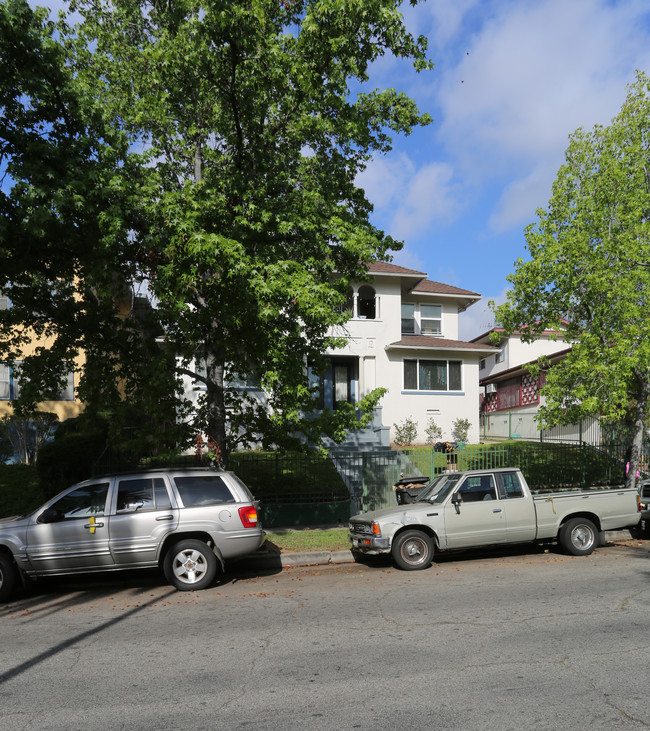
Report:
559,517,598,556
392,530,434,571
0,552,18,602
163,539,218,591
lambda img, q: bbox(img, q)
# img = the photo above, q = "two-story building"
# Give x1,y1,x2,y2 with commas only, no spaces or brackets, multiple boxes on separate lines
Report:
318,262,498,445
180,262,498,447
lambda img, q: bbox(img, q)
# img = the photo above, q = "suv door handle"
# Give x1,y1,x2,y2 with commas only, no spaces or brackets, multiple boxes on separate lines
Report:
156,515,174,521
492,509,502,513
84,522,104,529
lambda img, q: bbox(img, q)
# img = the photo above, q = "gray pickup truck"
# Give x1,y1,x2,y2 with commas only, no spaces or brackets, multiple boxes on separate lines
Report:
0,467,264,601
349,467,641,570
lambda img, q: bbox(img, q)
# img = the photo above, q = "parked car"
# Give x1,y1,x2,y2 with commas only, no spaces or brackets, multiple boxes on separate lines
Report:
0,467,264,601
350,468,641,570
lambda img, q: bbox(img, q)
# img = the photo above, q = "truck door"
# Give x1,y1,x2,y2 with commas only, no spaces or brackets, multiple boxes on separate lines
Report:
444,474,507,548
26,481,113,573
108,476,179,566
496,471,537,543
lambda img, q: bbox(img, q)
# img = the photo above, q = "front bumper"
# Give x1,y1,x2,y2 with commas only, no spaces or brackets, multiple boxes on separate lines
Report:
348,533,391,554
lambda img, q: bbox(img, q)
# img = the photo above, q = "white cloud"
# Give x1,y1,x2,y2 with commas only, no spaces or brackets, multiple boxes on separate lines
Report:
429,0,650,229
357,155,464,242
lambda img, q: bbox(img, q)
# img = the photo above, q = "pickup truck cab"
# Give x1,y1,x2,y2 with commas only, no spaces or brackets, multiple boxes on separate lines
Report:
0,467,264,601
349,468,641,570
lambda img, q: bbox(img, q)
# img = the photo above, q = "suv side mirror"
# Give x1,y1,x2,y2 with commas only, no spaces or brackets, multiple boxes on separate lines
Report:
38,507,61,524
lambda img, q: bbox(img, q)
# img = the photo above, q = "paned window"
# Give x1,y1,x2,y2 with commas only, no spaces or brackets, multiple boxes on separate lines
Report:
403,359,463,391
401,303,415,334
420,305,441,335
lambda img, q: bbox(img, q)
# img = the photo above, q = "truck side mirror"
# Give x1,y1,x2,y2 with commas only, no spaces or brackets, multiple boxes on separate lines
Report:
451,492,462,514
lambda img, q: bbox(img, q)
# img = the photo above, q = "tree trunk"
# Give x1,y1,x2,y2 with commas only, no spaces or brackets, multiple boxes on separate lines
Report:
626,373,649,489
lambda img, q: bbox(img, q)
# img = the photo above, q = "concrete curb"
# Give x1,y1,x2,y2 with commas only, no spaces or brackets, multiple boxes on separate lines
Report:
240,529,644,570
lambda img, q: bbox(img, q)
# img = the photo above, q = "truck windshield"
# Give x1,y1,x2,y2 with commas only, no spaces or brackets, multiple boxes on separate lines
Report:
416,473,462,503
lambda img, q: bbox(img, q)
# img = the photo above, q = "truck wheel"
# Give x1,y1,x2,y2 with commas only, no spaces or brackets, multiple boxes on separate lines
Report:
559,518,598,556
163,540,218,591
392,530,434,571
0,553,18,602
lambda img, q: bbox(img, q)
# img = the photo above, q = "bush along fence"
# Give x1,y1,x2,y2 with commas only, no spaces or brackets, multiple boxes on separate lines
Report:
207,440,640,522
9,439,639,527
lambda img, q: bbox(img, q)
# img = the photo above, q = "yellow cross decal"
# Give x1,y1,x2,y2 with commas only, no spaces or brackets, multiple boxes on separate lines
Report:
88,515,97,534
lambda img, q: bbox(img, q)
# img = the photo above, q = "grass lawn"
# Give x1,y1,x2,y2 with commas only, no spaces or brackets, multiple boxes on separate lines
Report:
263,527,350,553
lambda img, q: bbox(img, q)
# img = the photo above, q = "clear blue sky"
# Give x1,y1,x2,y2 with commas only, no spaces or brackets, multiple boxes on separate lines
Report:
30,0,650,339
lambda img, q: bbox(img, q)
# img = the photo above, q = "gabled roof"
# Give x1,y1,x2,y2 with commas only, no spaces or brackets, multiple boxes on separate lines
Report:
366,262,426,276
411,280,480,298
386,336,499,355
479,347,572,385
470,323,568,344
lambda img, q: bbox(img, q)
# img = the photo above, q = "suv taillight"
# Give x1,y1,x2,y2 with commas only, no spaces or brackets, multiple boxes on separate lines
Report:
238,505,258,528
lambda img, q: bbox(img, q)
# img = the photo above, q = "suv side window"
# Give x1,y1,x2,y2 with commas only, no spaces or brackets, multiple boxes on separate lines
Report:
116,478,171,512
499,472,524,499
174,475,235,507
47,483,110,520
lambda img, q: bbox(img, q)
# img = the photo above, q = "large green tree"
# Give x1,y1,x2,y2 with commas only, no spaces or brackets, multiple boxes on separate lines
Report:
66,0,433,458
493,71,650,487
0,0,183,452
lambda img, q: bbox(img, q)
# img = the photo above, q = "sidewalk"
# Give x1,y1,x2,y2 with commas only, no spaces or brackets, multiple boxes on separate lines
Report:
241,529,642,570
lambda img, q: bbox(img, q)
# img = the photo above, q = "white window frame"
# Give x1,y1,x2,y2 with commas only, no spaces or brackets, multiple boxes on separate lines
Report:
403,358,463,392
420,304,442,335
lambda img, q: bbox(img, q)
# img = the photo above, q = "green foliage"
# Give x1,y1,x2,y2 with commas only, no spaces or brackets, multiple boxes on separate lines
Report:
451,418,471,442
0,463,44,517
424,417,443,444
229,450,348,502
393,416,418,446
69,0,432,455
36,414,110,497
493,71,650,487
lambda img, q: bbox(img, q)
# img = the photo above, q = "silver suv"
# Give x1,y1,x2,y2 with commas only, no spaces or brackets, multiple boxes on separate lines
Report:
0,467,264,601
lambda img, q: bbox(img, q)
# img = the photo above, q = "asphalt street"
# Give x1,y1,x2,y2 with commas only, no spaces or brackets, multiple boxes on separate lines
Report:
1,535,649,731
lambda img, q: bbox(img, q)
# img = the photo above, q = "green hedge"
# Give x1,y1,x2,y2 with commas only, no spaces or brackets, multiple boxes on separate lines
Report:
0,464,45,517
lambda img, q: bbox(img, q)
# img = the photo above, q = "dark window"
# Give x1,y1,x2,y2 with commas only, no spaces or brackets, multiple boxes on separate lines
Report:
116,477,170,511
404,360,417,389
449,361,462,390
174,475,235,507
48,483,109,520
420,360,446,390
357,285,376,319
500,472,524,499
403,359,463,391
401,303,415,334
458,475,496,502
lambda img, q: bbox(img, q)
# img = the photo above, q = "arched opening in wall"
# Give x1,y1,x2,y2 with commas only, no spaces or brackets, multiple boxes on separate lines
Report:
357,285,376,319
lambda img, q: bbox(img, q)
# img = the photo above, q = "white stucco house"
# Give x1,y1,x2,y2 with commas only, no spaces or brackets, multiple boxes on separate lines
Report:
320,262,498,445
181,262,498,448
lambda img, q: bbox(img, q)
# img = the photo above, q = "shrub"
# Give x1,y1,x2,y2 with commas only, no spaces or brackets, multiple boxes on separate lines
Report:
424,418,443,444
452,418,471,442
393,416,418,446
